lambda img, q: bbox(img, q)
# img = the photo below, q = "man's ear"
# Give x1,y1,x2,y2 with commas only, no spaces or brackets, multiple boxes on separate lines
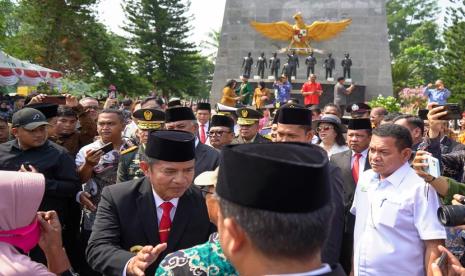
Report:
140,161,150,176
223,217,246,255
11,127,18,137
401,147,413,163
305,130,314,143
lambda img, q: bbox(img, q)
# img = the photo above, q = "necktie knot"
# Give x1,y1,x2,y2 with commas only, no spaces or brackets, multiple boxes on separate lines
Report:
160,202,173,214
354,153,362,159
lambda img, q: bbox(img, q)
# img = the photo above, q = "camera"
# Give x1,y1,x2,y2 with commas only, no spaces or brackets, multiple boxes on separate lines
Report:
423,155,440,178
437,204,465,227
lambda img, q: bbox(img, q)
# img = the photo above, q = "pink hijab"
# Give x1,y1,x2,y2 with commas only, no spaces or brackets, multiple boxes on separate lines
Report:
0,171,53,276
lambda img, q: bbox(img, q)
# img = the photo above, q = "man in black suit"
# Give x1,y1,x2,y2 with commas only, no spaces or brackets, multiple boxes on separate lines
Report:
164,106,220,177
330,118,372,274
274,105,344,265
439,122,465,154
86,130,215,276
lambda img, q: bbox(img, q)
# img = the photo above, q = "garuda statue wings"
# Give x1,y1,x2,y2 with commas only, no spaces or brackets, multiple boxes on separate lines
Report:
250,12,352,54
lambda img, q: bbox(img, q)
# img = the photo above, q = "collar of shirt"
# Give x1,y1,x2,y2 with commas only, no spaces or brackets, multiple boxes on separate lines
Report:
195,137,199,148
266,264,331,276
371,161,410,188
152,188,179,223
198,121,209,129
352,148,369,159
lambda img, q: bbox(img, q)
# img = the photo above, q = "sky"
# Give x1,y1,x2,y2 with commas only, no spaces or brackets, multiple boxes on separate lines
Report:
97,0,451,49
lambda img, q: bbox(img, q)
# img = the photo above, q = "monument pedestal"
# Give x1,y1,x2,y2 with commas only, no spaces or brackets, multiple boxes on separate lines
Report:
237,79,366,108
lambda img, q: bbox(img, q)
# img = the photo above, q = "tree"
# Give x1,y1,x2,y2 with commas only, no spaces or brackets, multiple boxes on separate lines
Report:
387,0,440,58
441,0,465,104
124,0,201,97
200,29,220,61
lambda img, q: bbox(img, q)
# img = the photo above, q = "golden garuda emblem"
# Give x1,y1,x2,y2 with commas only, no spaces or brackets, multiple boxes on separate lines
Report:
250,12,352,54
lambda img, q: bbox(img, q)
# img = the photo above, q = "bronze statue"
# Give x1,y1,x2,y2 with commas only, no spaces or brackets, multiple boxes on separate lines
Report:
305,51,317,78
250,12,352,54
324,53,335,79
281,63,289,77
341,53,352,79
287,50,299,78
242,52,253,77
269,52,281,79
256,52,267,79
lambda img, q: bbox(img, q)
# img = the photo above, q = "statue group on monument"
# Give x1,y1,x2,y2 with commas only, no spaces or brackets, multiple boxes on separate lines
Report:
241,52,353,81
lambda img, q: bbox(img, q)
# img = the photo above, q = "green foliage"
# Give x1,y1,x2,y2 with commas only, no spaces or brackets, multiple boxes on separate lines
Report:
441,1,465,105
124,0,202,97
368,95,401,113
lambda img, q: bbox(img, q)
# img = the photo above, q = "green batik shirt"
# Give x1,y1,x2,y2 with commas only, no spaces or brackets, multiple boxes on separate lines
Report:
236,82,253,106
155,232,237,276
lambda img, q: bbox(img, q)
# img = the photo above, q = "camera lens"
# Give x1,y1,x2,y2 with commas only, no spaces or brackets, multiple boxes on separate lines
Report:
437,205,465,227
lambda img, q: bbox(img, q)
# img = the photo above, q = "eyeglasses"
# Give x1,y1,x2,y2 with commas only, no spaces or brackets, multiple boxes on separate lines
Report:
199,186,214,198
317,126,334,132
208,130,230,136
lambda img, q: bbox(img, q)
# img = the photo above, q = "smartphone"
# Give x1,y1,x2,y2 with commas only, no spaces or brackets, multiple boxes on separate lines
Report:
108,90,117,99
423,155,440,178
418,109,429,120
42,95,66,105
96,142,113,154
437,251,448,273
434,103,462,120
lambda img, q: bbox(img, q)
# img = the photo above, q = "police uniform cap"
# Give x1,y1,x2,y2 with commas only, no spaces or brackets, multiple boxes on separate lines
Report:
27,103,58,119
132,108,165,130
346,103,371,113
216,143,330,213
145,130,195,162
12,108,49,130
347,118,372,130
236,107,263,125
165,106,196,123
167,98,182,107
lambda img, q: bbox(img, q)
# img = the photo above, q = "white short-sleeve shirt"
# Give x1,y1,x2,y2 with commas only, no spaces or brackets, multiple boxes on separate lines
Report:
350,162,446,276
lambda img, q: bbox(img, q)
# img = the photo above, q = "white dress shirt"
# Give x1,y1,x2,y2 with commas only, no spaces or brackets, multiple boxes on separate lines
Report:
351,148,369,183
319,143,349,159
350,162,446,276
152,189,179,224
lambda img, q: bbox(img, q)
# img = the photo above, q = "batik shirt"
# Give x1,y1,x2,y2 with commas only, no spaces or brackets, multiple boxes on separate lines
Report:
155,232,237,276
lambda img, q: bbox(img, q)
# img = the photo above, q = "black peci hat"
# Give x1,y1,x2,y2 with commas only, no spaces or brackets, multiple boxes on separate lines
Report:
197,102,211,111
347,118,372,130
165,106,196,123
211,115,234,130
278,107,312,126
216,143,331,213
145,130,195,162
27,103,58,119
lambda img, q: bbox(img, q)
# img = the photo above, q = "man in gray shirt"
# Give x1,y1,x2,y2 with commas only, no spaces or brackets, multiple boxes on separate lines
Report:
334,77,354,115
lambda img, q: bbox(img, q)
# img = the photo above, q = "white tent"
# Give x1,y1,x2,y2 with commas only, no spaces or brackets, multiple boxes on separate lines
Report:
0,51,62,86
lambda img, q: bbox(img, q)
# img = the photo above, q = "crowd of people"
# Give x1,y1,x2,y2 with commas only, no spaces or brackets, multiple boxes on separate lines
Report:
0,75,464,276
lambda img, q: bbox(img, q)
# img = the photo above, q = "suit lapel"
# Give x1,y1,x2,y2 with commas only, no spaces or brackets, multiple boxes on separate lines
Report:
195,144,207,164
136,178,160,246
166,189,192,252
364,152,371,171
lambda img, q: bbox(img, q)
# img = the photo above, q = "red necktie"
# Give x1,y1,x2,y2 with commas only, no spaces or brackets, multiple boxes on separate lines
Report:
200,124,206,144
352,153,362,184
159,202,173,243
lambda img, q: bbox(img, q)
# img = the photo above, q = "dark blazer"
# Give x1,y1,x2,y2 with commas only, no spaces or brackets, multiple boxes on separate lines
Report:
195,143,220,178
331,150,370,215
441,136,465,154
86,177,215,276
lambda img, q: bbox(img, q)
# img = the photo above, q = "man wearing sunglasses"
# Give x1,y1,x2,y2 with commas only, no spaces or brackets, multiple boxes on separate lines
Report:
274,105,344,266
207,115,235,150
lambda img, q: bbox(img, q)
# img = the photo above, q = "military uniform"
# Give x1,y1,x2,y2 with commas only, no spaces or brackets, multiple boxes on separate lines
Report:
116,108,165,183
117,145,145,183
232,107,270,145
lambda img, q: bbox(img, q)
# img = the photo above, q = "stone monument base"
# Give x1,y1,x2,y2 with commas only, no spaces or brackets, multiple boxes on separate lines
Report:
236,79,366,108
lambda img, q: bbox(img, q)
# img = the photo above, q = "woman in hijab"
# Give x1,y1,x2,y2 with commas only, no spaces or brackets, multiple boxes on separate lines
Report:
0,171,71,275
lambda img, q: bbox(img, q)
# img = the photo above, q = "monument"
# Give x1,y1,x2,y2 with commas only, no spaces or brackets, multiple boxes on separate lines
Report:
211,0,393,106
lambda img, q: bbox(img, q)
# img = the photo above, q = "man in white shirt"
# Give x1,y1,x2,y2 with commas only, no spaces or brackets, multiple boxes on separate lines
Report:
331,118,372,274
351,123,445,276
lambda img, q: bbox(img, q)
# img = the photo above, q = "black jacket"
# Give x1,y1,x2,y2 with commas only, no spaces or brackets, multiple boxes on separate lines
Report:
440,136,465,154
86,177,215,276
0,139,80,221
195,143,220,178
